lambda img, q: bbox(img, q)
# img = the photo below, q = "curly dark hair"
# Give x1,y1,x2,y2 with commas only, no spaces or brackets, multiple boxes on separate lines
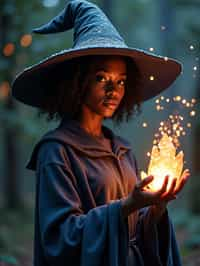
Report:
38,55,143,124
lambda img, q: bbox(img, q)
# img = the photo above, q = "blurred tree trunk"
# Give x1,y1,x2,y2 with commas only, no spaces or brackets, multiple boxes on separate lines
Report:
193,69,200,174
158,0,177,103
0,2,22,209
158,0,179,144
159,1,200,213
190,62,200,214
159,0,175,55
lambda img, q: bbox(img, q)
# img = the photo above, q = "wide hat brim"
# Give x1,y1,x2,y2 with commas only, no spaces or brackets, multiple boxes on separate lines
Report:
12,45,182,108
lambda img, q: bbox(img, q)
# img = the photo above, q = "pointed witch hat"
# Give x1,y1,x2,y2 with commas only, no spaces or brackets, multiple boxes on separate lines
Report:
12,0,182,108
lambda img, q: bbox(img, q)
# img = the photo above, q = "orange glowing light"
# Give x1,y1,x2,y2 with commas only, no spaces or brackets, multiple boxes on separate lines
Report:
141,134,184,192
156,105,161,111
175,96,181,101
20,34,32,47
0,81,10,99
3,43,15,56
191,98,196,104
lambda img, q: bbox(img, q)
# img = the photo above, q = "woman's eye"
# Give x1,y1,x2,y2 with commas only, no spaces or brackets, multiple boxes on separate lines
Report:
118,79,126,86
96,75,107,82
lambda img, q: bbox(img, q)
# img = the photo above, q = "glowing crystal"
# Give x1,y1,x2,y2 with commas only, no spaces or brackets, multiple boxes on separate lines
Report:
141,134,184,192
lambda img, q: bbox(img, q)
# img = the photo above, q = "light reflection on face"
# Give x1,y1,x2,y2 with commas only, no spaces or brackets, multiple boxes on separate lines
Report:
82,56,127,118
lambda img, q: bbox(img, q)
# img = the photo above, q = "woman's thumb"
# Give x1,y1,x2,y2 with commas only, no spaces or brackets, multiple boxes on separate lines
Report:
136,176,154,189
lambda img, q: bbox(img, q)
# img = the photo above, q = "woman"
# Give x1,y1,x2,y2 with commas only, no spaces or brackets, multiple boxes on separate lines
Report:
12,1,190,266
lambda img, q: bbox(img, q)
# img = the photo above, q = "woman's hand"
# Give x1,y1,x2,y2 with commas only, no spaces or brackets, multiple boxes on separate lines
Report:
150,169,190,222
121,169,190,219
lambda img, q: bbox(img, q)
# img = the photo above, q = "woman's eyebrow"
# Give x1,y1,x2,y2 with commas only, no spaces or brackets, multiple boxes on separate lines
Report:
95,68,127,76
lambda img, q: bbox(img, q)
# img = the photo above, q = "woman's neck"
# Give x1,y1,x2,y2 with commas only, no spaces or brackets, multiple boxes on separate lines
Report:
78,106,104,137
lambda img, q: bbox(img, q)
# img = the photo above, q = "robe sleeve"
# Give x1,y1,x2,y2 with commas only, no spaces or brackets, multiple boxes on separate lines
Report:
128,152,182,265
135,207,182,266
36,142,129,266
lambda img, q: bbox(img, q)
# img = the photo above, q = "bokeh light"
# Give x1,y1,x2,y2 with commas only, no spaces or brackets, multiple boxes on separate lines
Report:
20,34,32,47
3,43,15,56
0,81,10,99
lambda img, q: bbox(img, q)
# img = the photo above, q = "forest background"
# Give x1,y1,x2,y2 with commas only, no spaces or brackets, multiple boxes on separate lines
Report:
0,0,200,265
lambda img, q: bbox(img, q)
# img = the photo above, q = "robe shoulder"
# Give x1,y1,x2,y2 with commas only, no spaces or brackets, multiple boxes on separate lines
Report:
26,128,73,171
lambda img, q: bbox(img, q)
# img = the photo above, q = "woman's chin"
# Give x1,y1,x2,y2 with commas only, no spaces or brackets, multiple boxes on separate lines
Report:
102,110,116,118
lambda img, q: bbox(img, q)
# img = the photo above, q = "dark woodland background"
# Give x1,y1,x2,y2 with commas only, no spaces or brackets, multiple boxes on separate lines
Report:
0,0,200,265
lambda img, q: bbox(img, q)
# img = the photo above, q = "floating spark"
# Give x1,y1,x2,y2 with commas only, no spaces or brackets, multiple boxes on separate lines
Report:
182,99,186,104
155,99,160,104
191,98,196,104
141,96,197,185
149,47,154,52
142,122,148,127
190,110,196,117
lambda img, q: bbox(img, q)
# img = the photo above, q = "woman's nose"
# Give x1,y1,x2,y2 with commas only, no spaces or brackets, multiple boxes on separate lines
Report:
105,81,116,96
105,81,114,90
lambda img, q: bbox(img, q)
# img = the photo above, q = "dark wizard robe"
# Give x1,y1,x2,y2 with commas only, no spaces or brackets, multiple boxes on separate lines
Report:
26,117,182,266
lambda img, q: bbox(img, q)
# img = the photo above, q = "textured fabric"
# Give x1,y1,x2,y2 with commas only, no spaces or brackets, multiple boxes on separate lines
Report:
12,0,182,108
27,117,182,266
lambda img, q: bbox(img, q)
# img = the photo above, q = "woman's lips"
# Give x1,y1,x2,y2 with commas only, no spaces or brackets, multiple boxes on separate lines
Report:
103,100,119,109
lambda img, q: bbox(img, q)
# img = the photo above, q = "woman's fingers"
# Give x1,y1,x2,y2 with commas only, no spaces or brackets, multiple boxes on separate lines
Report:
133,170,190,209
155,175,169,196
174,171,190,194
135,175,154,190
183,169,190,175
161,177,177,200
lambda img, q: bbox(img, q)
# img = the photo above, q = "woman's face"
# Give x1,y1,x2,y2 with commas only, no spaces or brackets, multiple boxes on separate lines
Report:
82,56,127,119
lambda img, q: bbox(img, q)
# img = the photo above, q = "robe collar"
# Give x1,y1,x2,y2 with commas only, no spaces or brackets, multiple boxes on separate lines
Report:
26,116,132,170
58,116,132,156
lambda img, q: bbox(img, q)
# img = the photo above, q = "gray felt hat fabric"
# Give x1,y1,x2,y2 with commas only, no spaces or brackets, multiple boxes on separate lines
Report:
12,0,182,107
